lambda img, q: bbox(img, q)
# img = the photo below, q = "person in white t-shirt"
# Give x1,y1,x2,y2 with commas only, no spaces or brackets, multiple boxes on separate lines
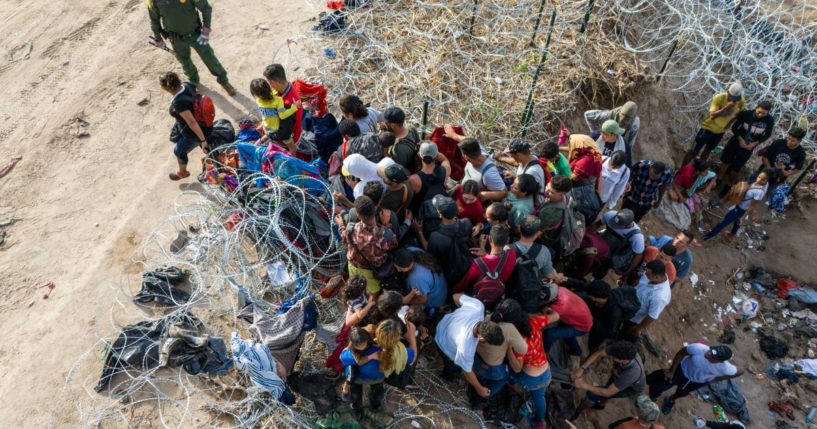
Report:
647,343,743,415
435,293,505,399
703,169,770,241
457,137,509,202
622,260,670,340
342,153,397,199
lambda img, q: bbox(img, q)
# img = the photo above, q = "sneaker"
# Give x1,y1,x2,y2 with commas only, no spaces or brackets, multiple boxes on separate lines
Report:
661,397,675,415
221,82,237,96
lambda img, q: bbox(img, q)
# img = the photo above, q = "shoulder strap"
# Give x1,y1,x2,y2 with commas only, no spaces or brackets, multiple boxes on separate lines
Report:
474,257,490,277
623,228,642,240
529,244,543,259
522,159,539,174
494,251,509,276
479,162,498,186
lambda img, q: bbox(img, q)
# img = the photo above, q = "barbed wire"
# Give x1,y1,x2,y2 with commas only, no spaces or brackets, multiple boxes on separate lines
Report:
59,0,817,427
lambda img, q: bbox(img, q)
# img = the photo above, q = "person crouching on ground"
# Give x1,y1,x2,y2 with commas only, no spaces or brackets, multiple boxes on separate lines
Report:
703,169,771,242
571,340,646,429
160,71,210,181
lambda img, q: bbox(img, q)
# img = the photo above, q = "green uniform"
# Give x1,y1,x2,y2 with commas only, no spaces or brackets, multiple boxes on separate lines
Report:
148,0,228,85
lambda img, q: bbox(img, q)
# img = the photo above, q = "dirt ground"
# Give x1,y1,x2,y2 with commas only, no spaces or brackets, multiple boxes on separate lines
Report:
0,1,815,428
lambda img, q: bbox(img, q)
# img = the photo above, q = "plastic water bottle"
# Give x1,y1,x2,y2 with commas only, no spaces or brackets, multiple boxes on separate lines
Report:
807,406,816,423
713,405,728,422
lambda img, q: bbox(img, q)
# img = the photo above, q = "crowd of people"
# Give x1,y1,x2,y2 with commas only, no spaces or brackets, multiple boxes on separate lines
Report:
146,2,812,428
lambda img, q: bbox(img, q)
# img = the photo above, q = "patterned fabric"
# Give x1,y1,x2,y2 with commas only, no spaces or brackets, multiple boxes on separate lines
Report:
342,221,395,269
238,297,311,374
230,332,287,400
626,160,674,206
514,314,551,367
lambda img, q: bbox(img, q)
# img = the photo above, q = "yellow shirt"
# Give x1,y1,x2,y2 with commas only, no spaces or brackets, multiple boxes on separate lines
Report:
256,93,298,133
701,92,746,134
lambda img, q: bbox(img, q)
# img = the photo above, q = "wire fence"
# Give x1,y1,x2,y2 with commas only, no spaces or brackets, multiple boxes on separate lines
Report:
58,0,817,427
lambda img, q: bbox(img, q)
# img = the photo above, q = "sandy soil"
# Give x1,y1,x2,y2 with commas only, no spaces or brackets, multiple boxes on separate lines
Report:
0,1,815,428
0,1,322,426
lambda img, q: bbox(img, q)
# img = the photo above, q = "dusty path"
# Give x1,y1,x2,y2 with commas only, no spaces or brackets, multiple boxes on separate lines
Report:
0,1,321,426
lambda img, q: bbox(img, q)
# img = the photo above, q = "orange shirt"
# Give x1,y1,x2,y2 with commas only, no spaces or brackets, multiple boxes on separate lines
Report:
643,246,677,284
613,419,665,429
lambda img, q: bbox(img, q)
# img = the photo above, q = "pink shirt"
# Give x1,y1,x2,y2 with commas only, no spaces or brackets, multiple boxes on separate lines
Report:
549,287,593,332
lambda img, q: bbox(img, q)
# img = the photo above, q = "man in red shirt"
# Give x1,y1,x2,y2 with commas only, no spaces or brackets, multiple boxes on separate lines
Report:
264,64,307,160
454,224,517,302
543,283,593,356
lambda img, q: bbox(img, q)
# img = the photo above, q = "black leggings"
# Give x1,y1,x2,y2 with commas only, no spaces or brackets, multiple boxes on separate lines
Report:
646,366,705,400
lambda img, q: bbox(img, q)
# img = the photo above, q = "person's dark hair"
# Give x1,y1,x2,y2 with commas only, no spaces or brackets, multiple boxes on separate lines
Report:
458,138,482,158
405,304,427,328
681,229,696,241
354,195,376,219
489,223,511,247
757,100,774,111
348,326,374,363
650,161,667,175
476,321,505,346
788,126,807,140
660,243,677,257
487,202,509,223
363,181,384,203
376,290,403,318
519,215,542,238
692,158,710,172
378,131,396,149
339,119,361,139
759,167,777,182
645,260,666,277
249,78,273,101
550,175,573,193
262,63,287,83
411,251,442,273
159,72,182,90
462,180,480,197
516,173,538,196
587,280,612,299
343,275,367,304
541,142,559,159
491,299,531,337
610,151,627,167
607,340,638,361
339,95,368,119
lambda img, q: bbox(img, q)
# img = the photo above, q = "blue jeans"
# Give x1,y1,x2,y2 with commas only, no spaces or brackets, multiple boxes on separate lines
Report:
703,207,746,240
543,324,588,356
174,133,200,165
512,368,552,423
473,355,509,397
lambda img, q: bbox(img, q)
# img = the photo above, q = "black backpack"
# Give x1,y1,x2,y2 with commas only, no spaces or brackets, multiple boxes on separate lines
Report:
612,286,641,322
507,243,548,313
603,227,642,272
569,182,602,224
437,223,473,285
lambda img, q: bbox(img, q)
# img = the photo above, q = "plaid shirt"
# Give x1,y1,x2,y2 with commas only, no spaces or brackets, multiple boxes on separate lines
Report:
625,160,674,206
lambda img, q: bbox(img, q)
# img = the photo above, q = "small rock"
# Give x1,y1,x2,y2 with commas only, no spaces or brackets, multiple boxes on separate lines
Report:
137,98,150,106
61,60,70,66
94,223,99,227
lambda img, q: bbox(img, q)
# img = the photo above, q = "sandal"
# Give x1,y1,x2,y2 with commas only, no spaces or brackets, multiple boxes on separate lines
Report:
169,171,191,181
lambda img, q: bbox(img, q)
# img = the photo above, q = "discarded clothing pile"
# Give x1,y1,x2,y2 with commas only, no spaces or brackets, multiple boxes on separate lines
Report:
133,266,190,306
230,332,295,404
237,295,314,375
697,379,750,422
760,336,790,359
96,312,232,394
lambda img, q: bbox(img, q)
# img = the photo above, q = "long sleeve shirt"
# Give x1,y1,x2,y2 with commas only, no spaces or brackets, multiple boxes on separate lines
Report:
148,0,212,38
